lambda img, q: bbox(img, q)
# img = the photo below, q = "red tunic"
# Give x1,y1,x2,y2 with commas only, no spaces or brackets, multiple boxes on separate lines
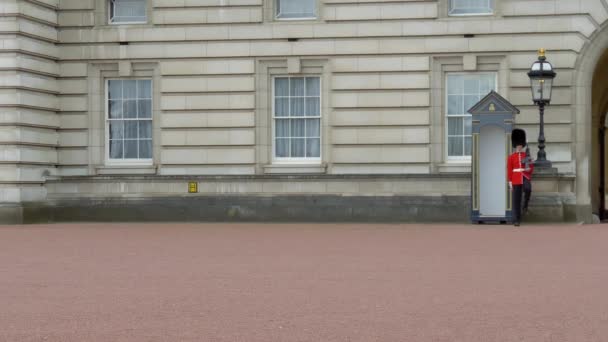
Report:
507,151,534,185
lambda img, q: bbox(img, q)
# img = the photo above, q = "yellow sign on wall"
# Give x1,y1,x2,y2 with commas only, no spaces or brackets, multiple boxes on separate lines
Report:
188,182,198,193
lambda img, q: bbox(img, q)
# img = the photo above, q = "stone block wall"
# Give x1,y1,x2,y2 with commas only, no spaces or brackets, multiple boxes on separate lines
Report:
0,0,58,220
50,0,607,179
3,0,608,222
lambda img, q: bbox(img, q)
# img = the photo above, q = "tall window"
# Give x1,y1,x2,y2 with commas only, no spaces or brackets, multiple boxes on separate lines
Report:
109,0,147,24
273,77,321,161
446,73,496,160
276,0,316,19
449,0,493,15
107,80,152,162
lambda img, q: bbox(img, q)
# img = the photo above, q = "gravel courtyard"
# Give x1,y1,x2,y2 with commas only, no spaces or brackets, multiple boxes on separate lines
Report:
1,223,607,342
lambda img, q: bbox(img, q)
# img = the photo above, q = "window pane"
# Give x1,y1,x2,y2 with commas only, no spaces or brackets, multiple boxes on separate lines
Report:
306,138,320,158
305,119,320,137
277,0,315,18
139,140,152,159
480,75,494,94
137,80,151,99
115,0,146,16
449,0,493,15
275,98,289,117
464,95,479,113
109,100,123,119
123,100,137,119
448,117,464,136
276,138,289,157
276,119,289,137
107,78,154,161
275,78,289,96
138,99,152,118
110,140,123,159
306,77,320,96
123,80,137,98
447,75,463,95
446,73,496,159
447,95,463,116
291,97,305,117
465,136,472,156
273,76,322,160
139,121,152,139
291,138,305,157
290,77,305,96
464,78,479,94
108,80,122,99
109,121,124,140
112,0,147,23
448,137,464,156
306,97,320,116
291,119,305,137
125,121,138,139
124,140,138,158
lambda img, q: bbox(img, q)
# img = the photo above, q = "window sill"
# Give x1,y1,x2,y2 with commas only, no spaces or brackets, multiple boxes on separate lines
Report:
447,13,494,17
275,16,317,21
437,162,471,173
109,21,148,25
96,165,157,176
264,163,327,175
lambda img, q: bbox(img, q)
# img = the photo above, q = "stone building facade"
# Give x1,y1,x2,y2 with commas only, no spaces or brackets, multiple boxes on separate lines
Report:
2,0,608,223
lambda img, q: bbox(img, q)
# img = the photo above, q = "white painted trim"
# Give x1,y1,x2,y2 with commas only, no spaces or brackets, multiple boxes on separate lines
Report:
271,75,322,164
108,0,147,25
275,16,317,21
448,12,494,17
104,78,153,166
275,0,317,20
448,0,494,16
445,72,498,162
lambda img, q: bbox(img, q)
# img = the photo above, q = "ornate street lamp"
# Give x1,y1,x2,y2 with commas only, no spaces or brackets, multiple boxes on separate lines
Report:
527,48,556,169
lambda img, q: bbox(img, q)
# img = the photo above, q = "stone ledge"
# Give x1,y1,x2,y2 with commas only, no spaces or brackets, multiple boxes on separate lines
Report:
437,163,471,173
95,166,158,176
48,172,576,182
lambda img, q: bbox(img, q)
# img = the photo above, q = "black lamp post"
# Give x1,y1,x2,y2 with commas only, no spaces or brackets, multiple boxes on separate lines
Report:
527,48,556,169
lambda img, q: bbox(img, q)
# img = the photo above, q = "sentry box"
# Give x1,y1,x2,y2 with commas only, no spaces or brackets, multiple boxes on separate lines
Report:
468,91,520,224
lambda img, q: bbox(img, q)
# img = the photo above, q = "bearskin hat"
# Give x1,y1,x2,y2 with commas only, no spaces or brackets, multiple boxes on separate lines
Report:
511,128,526,148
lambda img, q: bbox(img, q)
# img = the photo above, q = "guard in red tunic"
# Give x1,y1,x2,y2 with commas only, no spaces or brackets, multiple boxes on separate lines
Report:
507,129,534,226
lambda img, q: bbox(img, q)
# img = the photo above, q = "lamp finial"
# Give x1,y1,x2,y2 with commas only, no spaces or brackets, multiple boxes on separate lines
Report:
538,48,546,58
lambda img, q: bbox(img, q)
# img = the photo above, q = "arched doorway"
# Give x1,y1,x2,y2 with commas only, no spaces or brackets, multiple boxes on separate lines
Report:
575,24,608,222
592,49,608,219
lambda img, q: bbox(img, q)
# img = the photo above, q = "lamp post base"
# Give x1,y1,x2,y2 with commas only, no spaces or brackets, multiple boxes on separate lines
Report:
534,160,557,175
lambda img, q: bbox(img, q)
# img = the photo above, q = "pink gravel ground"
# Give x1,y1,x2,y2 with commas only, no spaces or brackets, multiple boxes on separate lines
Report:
1,223,607,342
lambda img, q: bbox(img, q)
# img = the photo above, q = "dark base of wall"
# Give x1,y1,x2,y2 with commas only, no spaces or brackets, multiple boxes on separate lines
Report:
0,206,24,224
0,194,581,224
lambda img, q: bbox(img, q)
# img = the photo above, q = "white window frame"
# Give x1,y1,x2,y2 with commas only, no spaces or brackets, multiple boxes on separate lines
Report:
445,72,497,162
448,0,494,16
105,78,153,166
275,0,317,20
108,0,147,25
271,75,322,164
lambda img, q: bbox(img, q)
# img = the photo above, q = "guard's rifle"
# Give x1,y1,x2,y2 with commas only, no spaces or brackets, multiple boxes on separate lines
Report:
523,146,532,170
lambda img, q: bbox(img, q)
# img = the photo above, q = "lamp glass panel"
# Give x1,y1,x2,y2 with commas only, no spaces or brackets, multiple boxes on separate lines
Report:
542,77,553,102
530,77,543,102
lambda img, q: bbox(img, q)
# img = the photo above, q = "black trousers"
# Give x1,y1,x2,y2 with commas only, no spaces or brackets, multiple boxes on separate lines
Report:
512,178,532,224
513,185,523,224
523,178,532,210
